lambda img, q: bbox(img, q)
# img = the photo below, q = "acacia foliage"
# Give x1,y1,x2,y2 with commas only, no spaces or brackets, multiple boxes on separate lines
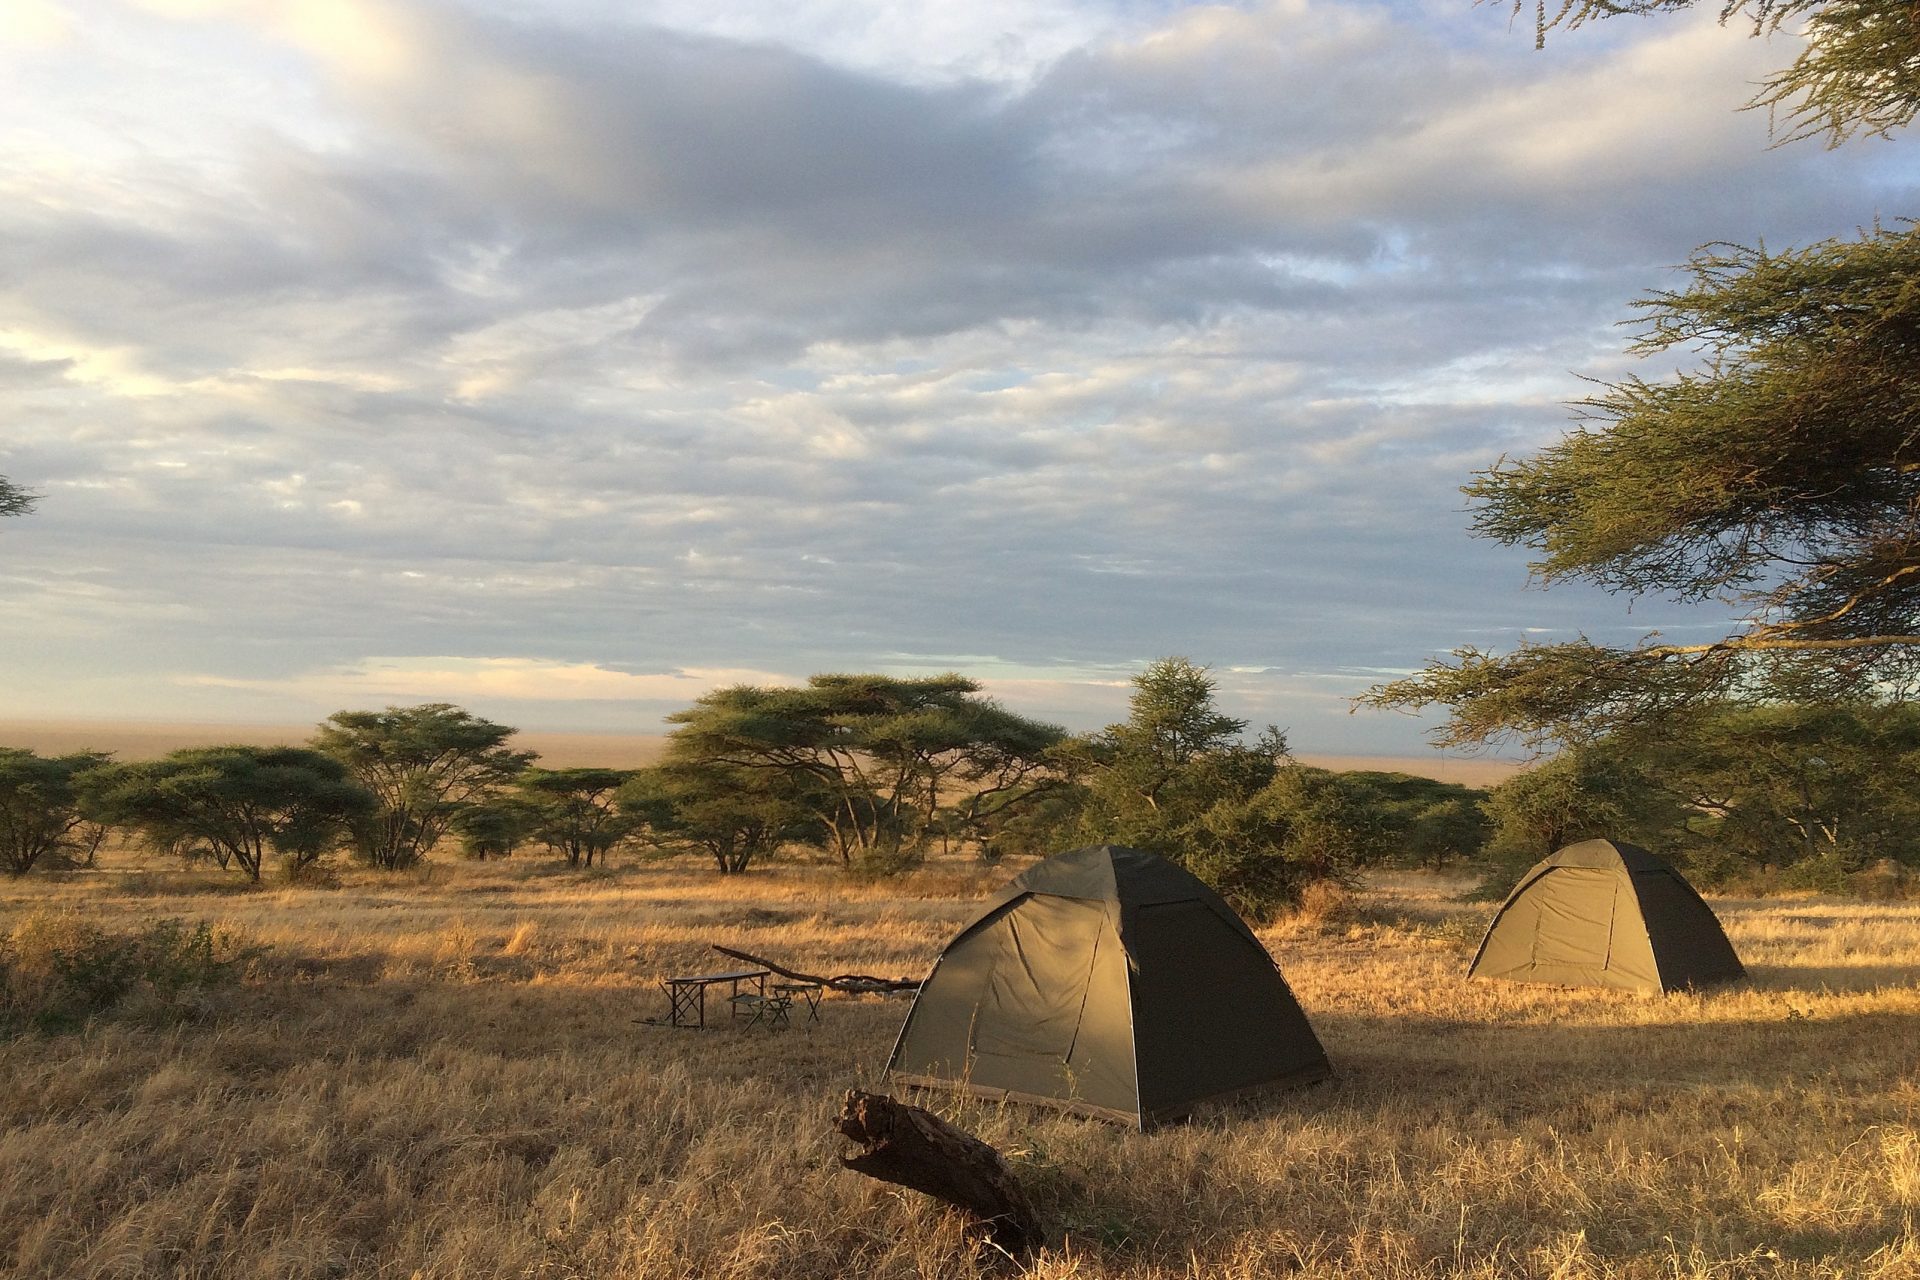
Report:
83,746,373,881
1480,746,1677,861
0,476,32,519
1066,658,1393,919
656,674,1065,874
1338,772,1492,869
0,749,111,876
513,768,637,868
1371,0,1920,748
448,798,538,860
1633,701,1920,877
1365,225,1920,747
619,761,826,874
312,704,532,871
1478,701,1920,889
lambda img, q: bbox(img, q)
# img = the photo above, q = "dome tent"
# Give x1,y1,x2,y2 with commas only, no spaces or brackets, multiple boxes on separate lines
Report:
1469,839,1746,994
886,845,1330,1128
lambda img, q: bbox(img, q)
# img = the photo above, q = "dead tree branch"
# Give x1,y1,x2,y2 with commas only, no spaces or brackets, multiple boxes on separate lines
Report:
710,944,921,994
834,1089,1045,1257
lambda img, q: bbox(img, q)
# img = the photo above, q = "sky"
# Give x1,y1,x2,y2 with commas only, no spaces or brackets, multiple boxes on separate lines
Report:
1,0,1914,754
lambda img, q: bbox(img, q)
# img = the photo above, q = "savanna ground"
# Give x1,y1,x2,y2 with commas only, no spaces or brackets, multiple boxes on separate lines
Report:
3,852,1916,1280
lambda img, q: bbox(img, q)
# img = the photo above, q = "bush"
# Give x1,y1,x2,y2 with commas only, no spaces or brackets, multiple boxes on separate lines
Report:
0,912,263,1035
1289,879,1359,927
1851,858,1920,901
846,844,925,881
272,856,341,888
1777,852,1859,895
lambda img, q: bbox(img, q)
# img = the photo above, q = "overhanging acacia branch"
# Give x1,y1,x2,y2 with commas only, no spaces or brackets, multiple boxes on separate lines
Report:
1756,562,1920,631
1646,632,1920,655
1359,620,1920,750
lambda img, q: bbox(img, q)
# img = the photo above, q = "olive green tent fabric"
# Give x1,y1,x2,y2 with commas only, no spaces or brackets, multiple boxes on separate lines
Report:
887,845,1330,1128
1470,839,1745,994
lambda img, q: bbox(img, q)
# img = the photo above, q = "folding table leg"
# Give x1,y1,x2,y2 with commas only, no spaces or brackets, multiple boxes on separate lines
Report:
664,981,704,1028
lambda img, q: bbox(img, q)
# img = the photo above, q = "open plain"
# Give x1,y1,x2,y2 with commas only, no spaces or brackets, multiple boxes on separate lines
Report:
1,854,1916,1279
0,720,1525,787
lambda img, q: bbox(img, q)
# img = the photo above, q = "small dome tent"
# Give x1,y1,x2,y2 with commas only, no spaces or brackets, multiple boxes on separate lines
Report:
1469,839,1745,994
886,845,1330,1128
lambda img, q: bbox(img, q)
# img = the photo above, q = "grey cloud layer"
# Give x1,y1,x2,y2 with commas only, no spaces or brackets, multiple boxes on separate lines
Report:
0,0,1908,748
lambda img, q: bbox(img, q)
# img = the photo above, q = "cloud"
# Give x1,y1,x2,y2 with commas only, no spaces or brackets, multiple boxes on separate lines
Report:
0,0,1906,753
181,656,802,704
0,0,75,49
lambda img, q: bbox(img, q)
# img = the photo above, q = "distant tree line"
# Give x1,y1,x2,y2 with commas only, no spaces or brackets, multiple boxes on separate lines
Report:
4,664,1915,911
0,671,1459,918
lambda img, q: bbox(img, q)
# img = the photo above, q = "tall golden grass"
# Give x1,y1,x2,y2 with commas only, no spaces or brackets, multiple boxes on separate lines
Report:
1,856,1914,1278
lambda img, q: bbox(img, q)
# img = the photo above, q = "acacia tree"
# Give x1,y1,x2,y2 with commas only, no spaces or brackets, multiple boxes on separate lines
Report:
1366,229,1920,747
1186,765,1393,915
1068,658,1389,919
619,761,826,874
83,746,373,881
1065,657,1286,848
1480,747,1670,862
1339,772,1492,869
311,704,532,870
1622,701,1920,873
515,767,638,868
1366,1,1920,749
0,749,111,875
1069,656,1256,823
1470,702,1920,891
660,674,1066,873
449,798,538,860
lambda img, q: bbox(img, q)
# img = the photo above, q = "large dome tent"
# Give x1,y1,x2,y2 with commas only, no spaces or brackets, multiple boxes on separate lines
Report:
1469,838,1746,994
886,845,1329,1128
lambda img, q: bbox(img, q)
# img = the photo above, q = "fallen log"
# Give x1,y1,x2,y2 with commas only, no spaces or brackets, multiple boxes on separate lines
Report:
834,1089,1046,1258
710,944,921,995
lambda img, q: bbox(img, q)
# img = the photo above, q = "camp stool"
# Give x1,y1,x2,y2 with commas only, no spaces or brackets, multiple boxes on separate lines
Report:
771,981,823,1025
729,989,794,1030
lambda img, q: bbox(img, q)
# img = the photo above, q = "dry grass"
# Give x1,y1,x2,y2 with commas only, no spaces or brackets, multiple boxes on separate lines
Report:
1,855,1915,1279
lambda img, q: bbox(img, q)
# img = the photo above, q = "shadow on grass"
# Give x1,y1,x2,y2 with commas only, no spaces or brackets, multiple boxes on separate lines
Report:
1748,961,1920,994
1077,1001,1920,1272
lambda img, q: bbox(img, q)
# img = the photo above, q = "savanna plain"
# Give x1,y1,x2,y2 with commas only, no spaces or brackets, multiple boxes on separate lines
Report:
4,850,1918,1280
0,719,1911,1279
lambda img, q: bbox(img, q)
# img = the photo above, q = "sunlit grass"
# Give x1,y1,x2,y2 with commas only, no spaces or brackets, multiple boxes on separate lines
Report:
1,853,1915,1278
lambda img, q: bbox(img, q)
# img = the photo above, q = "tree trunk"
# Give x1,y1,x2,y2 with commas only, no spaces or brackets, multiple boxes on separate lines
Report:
833,1090,1045,1258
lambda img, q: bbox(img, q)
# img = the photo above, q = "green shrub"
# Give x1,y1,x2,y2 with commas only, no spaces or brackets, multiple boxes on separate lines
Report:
0,912,264,1035
1777,852,1855,895
272,855,341,888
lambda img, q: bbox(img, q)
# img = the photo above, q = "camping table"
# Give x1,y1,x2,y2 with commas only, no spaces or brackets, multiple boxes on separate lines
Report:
660,968,769,1028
